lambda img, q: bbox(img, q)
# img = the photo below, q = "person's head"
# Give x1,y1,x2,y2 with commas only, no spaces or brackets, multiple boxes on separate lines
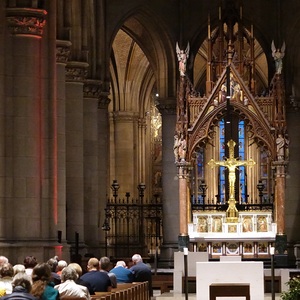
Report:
131,254,143,264
116,261,126,268
31,263,51,283
47,258,58,272
13,264,25,275
0,263,14,278
99,256,111,271
87,258,99,271
23,256,37,269
0,256,9,266
57,260,68,271
68,263,83,277
11,273,32,292
60,266,78,282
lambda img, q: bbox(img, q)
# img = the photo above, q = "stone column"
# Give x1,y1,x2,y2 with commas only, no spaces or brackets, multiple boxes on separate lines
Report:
56,40,72,257
83,79,101,252
98,89,110,255
65,61,88,251
4,8,48,251
0,3,4,244
177,162,190,251
274,161,288,266
157,99,179,266
275,164,286,235
111,111,138,196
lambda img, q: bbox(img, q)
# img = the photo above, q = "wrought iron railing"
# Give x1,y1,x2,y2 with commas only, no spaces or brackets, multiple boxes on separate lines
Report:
102,181,163,260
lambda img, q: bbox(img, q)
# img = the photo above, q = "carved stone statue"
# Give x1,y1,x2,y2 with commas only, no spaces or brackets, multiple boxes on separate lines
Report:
176,42,190,76
178,133,187,162
174,132,187,162
276,133,289,161
271,40,285,75
173,133,179,162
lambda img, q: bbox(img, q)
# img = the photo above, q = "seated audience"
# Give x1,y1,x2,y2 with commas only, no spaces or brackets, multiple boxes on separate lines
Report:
31,263,59,300
56,260,67,276
13,265,25,276
80,258,111,293
68,263,94,295
0,272,36,300
54,266,90,299
23,256,37,276
109,261,134,283
130,254,152,296
99,257,117,288
47,258,61,285
0,263,14,294
0,257,9,267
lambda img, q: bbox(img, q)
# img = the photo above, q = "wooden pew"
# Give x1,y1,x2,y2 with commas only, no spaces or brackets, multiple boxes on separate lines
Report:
91,281,149,300
152,274,173,294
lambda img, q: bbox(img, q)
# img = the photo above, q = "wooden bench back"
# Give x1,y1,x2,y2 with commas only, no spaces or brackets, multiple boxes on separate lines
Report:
91,281,149,300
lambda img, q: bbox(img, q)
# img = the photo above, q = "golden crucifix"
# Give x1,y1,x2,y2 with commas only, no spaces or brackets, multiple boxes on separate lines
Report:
208,139,256,222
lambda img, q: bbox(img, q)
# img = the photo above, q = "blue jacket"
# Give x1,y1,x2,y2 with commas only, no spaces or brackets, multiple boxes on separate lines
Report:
42,282,59,300
0,286,37,300
109,266,134,283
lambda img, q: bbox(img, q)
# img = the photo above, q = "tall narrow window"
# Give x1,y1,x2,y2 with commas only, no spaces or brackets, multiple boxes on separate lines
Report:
238,120,246,203
219,119,246,204
192,148,205,204
260,149,270,202
219,120,226,204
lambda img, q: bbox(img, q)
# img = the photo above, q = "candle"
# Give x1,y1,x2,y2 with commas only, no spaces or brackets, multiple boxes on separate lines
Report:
184,247,189,256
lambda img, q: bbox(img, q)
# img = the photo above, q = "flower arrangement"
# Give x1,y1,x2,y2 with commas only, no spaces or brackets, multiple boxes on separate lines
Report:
281,276,300,300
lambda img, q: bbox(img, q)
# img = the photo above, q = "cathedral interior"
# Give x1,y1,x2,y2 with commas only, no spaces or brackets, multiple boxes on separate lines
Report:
1,0,300,267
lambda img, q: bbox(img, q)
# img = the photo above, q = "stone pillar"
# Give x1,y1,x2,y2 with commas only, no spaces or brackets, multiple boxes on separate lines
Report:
4,7,49,257
65,61,88,252
0,3,4,244
111,111,138,196
275,163,286,235
56,40,72,258
157,99,179,266
274,161,288,266
98,89,110,255
83,79,101,252
177,162,190,251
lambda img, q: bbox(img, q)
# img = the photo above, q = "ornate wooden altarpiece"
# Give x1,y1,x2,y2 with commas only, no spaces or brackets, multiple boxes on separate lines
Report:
175,4,289,261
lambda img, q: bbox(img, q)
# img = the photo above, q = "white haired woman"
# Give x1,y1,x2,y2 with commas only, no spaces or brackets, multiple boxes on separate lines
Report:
54,266,90,299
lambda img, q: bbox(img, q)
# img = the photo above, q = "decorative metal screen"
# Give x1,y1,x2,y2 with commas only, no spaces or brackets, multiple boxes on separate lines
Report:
103,193,163,259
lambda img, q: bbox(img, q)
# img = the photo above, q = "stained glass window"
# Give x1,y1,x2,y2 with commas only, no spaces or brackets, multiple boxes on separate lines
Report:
219,120,226,203
219,119,246,204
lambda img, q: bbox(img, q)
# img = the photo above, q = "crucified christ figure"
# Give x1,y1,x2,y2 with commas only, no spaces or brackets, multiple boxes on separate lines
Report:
208,139,255,222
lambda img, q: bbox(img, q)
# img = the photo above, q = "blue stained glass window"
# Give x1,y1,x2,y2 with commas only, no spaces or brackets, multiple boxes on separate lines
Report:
197,150,204,178
197,149,205,204
219,120,226,204
219,119,246,204
238,120,246,203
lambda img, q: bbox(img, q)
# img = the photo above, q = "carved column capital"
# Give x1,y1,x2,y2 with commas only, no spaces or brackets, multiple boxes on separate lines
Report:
98,94,111,109
156,98,177,115
83,79,102,99
98,80,111,109
66,61,89,82
56,40,72,64
112,111,138,123
138,118,147,128
272,161,288,177
6,8,47,36
176,161,191,179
